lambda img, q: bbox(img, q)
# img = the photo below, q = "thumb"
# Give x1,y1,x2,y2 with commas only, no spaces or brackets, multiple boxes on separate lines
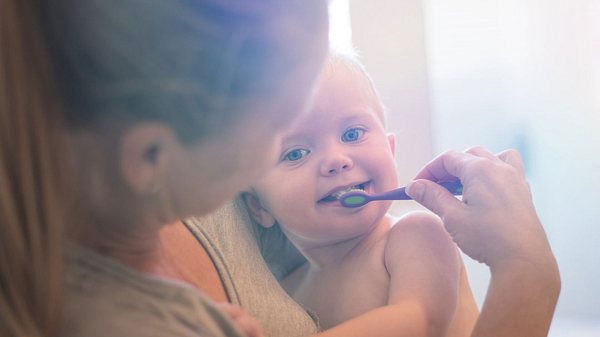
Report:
406,179,463,218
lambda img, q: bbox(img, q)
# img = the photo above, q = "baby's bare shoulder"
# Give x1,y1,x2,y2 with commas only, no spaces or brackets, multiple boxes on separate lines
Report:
388,211,447,243
384,211,457,271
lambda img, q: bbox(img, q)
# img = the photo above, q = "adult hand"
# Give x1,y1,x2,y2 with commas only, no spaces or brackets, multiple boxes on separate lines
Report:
405,147,555,271
216,303,264,337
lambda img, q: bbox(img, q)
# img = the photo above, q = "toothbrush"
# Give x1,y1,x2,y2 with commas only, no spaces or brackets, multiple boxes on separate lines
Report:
339,180,463,208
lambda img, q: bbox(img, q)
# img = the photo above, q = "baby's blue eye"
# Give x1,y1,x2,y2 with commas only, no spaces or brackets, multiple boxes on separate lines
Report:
284,148,310,162
341,128,365,142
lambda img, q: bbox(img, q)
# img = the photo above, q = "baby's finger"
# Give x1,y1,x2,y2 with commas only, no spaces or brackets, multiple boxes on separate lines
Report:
232,315,263,337
496,149,526,174
215,303,242,318
215,303,263,337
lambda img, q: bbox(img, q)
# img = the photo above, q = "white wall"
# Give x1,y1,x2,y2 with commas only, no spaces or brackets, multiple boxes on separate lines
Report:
349,0,433,218
347,0,600,333
424,0,600,323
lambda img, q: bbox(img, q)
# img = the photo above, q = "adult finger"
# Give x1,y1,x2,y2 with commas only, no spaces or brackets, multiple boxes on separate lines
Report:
465,146,497,161
406,179,464,219
496,149,526,174
413,150,474,182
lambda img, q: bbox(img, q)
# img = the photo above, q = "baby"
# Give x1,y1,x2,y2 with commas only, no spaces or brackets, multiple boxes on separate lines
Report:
243,53,478,337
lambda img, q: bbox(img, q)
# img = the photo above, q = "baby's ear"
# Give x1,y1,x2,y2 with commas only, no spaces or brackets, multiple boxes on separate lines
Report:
241,191,277,228
387,132,396,156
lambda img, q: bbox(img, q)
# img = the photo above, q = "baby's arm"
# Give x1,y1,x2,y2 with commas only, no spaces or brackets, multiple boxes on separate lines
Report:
446,257,479,337
315,211,460,337
384,211,460,336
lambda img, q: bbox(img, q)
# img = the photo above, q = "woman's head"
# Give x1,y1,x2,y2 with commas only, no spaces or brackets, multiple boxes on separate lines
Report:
1,2,327,335
42,0,329,225
47,0,326,141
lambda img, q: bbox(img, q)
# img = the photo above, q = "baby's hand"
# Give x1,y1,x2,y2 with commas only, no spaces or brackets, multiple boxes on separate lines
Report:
216,302,263,337
406,147,556,272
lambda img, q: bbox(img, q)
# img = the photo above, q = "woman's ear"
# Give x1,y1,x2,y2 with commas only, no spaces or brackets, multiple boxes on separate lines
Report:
387,132,396,156
119,123,175,195
241,191,277,228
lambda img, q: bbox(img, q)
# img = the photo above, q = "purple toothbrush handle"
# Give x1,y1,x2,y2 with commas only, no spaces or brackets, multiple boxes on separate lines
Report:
375,180,463,201
376,187,411,200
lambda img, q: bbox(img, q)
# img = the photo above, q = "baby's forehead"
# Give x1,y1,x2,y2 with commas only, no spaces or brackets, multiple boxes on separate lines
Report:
318,58,386,125
285,92,385,141
281,107,380,143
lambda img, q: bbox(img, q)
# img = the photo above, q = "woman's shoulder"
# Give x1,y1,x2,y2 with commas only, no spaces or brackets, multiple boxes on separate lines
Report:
63,244,243,337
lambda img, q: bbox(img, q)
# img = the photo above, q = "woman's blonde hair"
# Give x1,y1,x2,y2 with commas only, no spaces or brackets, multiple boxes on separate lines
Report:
0,1,66,337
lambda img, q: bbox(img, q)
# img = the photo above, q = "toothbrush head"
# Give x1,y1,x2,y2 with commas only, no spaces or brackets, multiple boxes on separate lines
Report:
339,190,370,208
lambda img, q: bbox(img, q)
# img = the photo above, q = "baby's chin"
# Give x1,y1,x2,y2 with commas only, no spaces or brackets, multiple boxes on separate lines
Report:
316,202,390,228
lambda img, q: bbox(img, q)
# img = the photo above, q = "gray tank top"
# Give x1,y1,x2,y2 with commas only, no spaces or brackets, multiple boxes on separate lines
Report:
183,197,319,337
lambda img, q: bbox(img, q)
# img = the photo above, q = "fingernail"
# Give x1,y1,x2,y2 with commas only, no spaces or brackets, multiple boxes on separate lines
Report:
406,181,425,200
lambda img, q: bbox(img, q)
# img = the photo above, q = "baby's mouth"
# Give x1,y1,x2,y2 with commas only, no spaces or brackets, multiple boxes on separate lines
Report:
318,182,368,203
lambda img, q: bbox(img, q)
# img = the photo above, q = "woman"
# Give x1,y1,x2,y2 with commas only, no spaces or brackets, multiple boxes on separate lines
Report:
0,1,559,337
1,1,327,336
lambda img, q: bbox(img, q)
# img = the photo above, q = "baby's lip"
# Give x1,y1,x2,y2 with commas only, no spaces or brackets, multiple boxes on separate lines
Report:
318,181,369,203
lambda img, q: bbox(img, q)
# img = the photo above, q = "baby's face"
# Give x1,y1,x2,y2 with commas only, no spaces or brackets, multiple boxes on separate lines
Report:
250,67,399,248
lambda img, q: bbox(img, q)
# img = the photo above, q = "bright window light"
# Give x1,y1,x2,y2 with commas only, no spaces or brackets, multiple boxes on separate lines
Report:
328,0,353,54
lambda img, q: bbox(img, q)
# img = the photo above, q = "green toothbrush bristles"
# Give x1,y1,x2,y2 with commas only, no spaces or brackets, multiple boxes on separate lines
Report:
344,195,367,205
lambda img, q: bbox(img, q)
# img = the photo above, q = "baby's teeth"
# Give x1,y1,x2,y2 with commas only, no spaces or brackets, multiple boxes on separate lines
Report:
333,186,363,199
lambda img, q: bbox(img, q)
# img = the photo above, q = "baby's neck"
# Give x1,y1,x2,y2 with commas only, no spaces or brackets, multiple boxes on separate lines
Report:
297,214,394,269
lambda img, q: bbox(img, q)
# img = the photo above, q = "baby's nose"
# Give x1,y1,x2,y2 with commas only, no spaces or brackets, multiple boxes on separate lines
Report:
320,154,354,176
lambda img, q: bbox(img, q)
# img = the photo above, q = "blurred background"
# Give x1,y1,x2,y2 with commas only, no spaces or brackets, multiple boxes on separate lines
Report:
329,0,600,336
